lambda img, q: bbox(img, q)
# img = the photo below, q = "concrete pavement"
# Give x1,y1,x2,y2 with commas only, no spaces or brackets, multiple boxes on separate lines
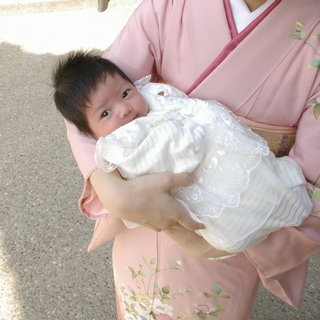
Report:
0,0,95,15
1,4,319,320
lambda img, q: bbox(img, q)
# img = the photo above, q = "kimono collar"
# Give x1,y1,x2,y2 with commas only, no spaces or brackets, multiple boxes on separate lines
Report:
227,0,276,35
187,0,319,108
186,0,281,94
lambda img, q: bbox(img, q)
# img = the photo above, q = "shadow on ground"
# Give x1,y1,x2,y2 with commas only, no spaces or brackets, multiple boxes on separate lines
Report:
1,41,116,319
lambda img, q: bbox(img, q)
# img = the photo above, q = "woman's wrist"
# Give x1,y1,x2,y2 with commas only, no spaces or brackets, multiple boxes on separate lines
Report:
89,169,130,216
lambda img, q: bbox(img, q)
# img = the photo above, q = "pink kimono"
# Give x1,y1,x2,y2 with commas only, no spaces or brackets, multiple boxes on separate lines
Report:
66,0,320,319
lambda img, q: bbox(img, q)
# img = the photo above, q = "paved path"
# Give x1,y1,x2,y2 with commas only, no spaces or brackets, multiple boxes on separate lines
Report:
1,4,319,319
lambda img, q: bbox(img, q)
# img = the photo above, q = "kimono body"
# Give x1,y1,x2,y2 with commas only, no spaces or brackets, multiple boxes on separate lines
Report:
66,0,320,319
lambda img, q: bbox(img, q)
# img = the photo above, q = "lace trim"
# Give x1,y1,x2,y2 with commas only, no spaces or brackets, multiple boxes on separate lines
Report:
95,78,271,221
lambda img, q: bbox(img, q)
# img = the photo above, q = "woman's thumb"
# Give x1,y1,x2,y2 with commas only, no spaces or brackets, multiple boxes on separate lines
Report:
164,172,194,189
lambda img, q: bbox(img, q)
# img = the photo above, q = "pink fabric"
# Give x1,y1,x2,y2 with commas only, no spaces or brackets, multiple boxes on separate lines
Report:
186,0,281,94
65,120,124,245
223,0,238,38
112,226,260,319
65,0,320,317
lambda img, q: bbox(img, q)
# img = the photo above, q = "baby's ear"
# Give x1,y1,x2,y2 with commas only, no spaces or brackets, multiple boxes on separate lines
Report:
157,91,165,96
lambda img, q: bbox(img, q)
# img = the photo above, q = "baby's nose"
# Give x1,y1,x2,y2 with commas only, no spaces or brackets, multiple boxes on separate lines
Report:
119,104,132,118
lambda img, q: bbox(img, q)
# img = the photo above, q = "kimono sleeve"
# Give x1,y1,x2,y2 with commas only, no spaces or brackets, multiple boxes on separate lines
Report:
65,120,109,220
102,0,169,83
65,120,128,249
245,88,320,310
290,93,320,215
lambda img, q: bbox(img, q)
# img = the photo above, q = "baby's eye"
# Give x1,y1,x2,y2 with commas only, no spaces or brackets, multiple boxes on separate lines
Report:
102,109,111,118
122,89,130,99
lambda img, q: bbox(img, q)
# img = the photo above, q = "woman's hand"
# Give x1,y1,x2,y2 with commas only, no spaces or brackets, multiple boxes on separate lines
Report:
90,169,204,232
163,228,233,259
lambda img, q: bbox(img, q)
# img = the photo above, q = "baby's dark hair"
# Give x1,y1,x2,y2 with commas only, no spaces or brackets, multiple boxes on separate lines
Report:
52,50,133,137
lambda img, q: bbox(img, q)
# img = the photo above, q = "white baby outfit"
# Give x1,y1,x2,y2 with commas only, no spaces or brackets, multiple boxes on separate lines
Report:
95,77,312,253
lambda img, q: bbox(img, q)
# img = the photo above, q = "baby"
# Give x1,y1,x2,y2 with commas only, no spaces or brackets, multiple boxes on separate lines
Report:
53,50,312,255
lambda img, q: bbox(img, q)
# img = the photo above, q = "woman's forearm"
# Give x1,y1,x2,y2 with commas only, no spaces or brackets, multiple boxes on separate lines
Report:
89,168,204,232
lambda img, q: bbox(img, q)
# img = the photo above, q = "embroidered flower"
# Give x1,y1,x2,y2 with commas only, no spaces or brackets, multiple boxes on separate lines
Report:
194,302,218,314
290,21,320,120
124,312,137,320
152,299,174,317
135,293,152,306
294,20,305,32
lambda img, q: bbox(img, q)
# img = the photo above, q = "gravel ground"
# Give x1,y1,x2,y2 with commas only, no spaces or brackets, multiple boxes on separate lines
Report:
1,3,319,319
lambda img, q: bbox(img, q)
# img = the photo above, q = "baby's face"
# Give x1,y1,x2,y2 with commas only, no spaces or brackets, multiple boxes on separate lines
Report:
86,73,148,138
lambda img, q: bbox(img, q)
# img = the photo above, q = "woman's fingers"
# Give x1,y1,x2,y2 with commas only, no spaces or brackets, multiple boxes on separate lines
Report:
160,171,195,189
135,172,204,230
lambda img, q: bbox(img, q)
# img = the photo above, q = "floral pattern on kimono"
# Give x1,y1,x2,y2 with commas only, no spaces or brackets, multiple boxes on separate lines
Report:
289,20,320,216
119,256,230,319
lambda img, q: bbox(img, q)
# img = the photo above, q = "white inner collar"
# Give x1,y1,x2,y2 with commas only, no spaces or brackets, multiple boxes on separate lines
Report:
230,0,276,33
